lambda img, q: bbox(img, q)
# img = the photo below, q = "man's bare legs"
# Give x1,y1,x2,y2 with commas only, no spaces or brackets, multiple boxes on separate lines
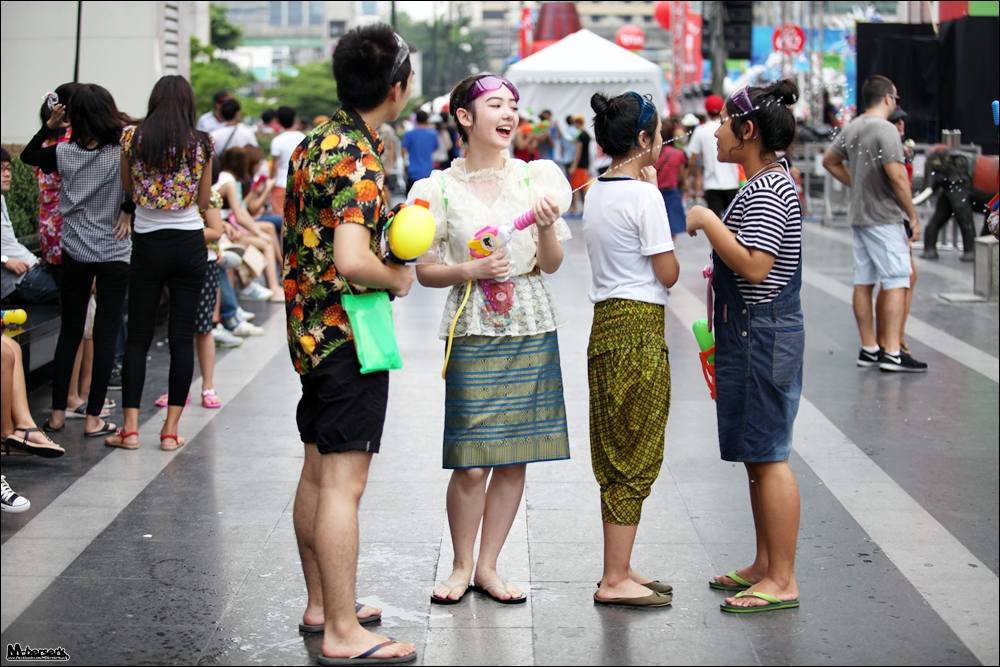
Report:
312,449,414,661
294,444,380,626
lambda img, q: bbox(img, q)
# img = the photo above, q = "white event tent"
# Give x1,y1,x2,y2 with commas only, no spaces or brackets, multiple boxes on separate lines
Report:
504,29,666,124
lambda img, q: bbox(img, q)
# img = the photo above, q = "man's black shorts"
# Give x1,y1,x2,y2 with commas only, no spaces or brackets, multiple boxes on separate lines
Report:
296,344,389,455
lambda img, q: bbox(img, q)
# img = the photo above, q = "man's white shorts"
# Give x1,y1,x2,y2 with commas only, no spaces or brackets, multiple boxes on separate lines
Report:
853,223,912,290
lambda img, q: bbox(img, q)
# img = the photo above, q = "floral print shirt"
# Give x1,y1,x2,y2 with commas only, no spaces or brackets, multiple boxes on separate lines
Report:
34,131,71,265
121,125,211,210
282,109,387,375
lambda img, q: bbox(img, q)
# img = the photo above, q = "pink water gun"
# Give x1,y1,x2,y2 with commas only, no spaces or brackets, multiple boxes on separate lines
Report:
467,210,537,314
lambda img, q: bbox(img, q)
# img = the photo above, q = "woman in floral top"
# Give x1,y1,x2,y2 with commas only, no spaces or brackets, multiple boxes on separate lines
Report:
105,75,213,452
411,73,572,606
33,83,82,266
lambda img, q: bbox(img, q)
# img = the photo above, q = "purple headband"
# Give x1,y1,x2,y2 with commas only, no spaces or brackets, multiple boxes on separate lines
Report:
463,75,520,108
730,87,754,116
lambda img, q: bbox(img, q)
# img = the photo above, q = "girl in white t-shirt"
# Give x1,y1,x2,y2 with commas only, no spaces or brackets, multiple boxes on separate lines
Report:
583,91,680,608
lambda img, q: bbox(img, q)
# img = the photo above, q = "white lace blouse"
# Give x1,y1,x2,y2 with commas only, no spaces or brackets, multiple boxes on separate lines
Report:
409,157,573,339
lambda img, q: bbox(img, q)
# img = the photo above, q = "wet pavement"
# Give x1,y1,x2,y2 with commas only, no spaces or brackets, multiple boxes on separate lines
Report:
2,219,997,665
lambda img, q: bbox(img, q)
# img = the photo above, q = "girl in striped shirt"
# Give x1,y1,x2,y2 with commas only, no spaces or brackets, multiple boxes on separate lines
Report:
686,79,805,614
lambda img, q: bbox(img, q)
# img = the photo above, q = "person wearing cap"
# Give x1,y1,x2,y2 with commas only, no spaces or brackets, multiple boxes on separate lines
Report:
686,95,740,216
877,106,917,356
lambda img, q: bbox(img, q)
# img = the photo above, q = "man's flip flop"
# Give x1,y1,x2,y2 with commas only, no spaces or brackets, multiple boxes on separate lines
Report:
596,580,673,595
709,570,753,592
720,590,800,614
317,640,417,665
299,603,382,632
470,584,527,605
593,591,672,608
84,421,118,438
430,583,471,605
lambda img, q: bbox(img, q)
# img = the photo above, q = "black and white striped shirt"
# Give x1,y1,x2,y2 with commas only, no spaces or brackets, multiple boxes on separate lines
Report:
722,167,802,304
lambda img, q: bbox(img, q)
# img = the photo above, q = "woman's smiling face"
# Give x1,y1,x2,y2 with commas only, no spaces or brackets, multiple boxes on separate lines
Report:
463,84,520,151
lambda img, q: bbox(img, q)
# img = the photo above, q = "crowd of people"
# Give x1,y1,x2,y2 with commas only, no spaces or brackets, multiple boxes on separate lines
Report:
1,77,310,507
1,19,940,666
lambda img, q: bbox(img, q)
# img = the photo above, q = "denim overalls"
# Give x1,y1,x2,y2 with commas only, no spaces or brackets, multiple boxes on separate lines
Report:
712,166,804,462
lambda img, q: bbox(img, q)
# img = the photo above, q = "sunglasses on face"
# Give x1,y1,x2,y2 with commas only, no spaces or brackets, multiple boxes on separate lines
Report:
463,75,520,108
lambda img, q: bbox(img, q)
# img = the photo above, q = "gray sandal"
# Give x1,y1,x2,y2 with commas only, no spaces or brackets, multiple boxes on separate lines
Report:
317,640,416,665
593,591,673,608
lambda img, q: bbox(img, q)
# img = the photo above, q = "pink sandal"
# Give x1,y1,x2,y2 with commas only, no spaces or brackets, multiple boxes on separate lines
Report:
201,389,222,409
155,394,191,408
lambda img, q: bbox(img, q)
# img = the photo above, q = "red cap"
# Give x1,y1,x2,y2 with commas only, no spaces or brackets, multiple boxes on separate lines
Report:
705,95,724,115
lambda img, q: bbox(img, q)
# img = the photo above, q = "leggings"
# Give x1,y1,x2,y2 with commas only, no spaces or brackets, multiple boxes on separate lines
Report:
122,229,207,409
51,254,129,415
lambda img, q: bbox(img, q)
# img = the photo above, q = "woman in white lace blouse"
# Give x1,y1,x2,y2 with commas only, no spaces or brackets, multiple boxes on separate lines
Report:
410,74,572,606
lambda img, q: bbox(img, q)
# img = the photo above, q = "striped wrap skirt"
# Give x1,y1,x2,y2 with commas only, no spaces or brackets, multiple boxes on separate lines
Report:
443,332,570,469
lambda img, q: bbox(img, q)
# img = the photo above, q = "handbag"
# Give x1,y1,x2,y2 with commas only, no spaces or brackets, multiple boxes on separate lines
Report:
341,285,402,374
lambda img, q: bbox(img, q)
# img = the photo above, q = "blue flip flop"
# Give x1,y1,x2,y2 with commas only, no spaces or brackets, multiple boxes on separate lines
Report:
317,640,417,665
299,602,382,632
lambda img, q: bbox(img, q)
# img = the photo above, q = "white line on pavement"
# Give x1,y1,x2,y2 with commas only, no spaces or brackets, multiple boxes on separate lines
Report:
0,311,289,632
800,267,999,383
669,282,999,666
804,224,973,285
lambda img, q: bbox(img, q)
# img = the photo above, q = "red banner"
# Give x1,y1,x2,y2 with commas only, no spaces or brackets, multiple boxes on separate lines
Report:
519,7,533,59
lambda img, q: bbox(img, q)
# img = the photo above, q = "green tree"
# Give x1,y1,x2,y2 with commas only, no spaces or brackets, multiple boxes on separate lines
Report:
396,13,491,100
190,39,255,116
266,60,340,121
210,3,242,51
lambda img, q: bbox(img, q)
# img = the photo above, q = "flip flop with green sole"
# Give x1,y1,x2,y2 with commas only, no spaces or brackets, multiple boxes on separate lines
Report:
709,570,753,592
720,590,800,614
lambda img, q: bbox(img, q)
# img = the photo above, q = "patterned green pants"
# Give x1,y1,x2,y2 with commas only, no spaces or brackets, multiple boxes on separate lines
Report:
588,299,671,525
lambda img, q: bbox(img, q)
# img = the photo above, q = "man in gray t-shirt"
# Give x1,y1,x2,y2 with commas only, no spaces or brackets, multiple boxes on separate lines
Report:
822,75,927,373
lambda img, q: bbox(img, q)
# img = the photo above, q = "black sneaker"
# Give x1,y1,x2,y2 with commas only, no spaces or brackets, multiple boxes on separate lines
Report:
857,348,882,367
107,365,123,390
879,350,928,373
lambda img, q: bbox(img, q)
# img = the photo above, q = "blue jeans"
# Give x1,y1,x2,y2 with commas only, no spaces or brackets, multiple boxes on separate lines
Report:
218,265,238,325
5,264,59,305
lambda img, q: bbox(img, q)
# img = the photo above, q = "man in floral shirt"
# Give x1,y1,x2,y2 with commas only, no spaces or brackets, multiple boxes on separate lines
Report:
281,24,417,665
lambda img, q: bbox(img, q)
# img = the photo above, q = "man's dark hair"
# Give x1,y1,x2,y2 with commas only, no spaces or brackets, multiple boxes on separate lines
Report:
261,108,276,124
276,106,296,129
213,90,231,105
333,24,411,111
1,147,11,164
414,109,429,124
220,98,241,122
861,75,895,111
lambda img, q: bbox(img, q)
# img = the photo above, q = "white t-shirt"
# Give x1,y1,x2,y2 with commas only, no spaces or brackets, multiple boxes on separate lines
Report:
687,120,740,191
211,124,259,156
196,111,226,133
270,130,306,187
583,177,675,306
